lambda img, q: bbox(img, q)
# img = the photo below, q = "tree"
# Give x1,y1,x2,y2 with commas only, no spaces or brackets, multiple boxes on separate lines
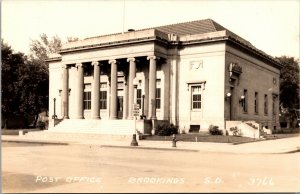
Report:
2,39,51,128
2,35,79,128
26,34,79,126
17,58,49,127
276,56,300,127
29,34,62,67
29,34,79,65
1,40,25,118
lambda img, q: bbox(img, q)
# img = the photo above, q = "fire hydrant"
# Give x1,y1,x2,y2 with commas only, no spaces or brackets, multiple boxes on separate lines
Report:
172,134,177,147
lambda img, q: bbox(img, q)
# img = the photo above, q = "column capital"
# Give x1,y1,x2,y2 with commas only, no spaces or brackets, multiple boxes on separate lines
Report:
92,61,100,66
108,59,117,64
62,64,69,69
75,63,83,68
147,56,159,61
127,57,136,62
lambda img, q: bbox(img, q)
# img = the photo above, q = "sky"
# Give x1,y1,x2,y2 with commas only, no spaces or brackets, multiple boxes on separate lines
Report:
1,0,300,58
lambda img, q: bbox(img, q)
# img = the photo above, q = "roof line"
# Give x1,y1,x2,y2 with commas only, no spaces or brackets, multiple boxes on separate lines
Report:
85,18,213,40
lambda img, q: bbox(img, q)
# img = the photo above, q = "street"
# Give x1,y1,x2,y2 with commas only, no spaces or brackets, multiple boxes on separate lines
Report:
2,142,300,193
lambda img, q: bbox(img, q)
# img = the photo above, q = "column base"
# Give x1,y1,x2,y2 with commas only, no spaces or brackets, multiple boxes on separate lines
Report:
92,116,101,119
74,116,84,119
63,116,70,119
110,116,118,120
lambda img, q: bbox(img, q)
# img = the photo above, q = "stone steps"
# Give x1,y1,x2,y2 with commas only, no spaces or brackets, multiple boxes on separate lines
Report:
49,119,135,135
24,130,133,143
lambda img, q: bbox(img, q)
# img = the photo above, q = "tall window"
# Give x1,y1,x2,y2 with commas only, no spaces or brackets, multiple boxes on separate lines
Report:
191,86,202,110
272,96,276,115
156,79,161,109
137,89,142,109
84,84,91,110
243,89,248,112
264,94,268,115
254,92,258,114
156,88,161,109
100,83,107,109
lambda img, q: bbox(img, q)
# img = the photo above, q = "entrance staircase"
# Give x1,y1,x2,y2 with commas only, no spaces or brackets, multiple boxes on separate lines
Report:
226,120,271,139
23,119,137,143
49,119,135,135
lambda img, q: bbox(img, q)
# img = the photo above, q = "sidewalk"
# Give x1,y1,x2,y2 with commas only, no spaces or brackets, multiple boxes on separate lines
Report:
2,134,300,154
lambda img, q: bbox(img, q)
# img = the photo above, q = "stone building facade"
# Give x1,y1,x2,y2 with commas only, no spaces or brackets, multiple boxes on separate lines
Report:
47,19,282,135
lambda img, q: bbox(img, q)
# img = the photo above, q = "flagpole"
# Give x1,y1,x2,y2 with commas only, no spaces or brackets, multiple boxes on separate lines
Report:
122,0,125,34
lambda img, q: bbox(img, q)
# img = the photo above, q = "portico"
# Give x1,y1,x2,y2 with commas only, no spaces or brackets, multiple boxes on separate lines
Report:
60,55,162,122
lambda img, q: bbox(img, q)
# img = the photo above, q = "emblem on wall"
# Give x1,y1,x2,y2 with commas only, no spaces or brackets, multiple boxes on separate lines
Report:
190,60,203,70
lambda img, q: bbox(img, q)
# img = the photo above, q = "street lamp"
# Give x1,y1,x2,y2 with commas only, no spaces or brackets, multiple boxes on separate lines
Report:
239,95,245,102
225,93,232,120
141,94,146,119
225,92,231,101
52,98,57,119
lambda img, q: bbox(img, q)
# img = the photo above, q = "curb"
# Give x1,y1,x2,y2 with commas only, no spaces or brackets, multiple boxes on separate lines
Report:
100,145,199,152
1,139,69,145
276,147,300,154
2,138,299,154
100,144,300,155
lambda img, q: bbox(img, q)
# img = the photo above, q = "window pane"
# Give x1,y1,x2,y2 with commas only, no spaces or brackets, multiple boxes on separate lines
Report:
83,91,91,110
156,88,161,109
100,91,107,109
137,89,142,98
156,79,161,87
191,87,201,109
100,83,107,88
137,99,141,108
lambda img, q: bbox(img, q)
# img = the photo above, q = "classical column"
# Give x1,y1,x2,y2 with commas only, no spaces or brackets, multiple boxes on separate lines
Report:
62,64,69,119
91,61,100,119
75,63,84,119
123,79,128,119
147,56,157,119
127,58,136,119
109,59,118,119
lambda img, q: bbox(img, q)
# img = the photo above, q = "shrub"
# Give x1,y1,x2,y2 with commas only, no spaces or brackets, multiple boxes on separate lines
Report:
273,128,300,134
225,130,229,136
37,121,46,130
230,127,242,136
155,123,178,136
208,125,223,135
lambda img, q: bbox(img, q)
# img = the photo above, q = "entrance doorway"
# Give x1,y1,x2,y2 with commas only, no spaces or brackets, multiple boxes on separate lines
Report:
117,96,123,119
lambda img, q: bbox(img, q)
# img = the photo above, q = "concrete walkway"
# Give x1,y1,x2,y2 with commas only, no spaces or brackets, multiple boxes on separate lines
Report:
2,134,300,154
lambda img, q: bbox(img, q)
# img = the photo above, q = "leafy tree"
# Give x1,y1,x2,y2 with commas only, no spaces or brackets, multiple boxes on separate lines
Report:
276,56,300,127
29,34,79,64
1,40,25,118
2,35,79,128
17,58,49,127
29,34,62,66
26,34,78,126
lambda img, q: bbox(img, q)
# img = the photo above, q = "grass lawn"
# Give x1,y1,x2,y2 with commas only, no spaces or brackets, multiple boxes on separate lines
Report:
143,133,255,144
1,128,42,136
143,132,300,144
